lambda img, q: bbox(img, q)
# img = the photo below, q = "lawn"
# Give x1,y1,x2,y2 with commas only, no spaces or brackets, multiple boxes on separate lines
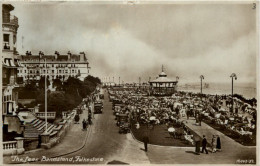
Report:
131,123,193,147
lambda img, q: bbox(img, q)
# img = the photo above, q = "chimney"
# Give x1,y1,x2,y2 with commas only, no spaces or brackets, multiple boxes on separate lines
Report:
79,52,85,61
39,51,42,58
54,51,59,59
68,51,71,60
26,51,29,56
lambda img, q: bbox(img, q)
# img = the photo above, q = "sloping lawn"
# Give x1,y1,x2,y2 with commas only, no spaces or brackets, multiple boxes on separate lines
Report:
131,123,193,147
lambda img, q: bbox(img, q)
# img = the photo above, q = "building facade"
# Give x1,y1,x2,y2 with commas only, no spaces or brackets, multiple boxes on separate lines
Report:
18,51,90,83
2,4,23,116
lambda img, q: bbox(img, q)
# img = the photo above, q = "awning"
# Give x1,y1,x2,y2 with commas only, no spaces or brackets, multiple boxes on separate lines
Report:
2,59,8,66
4,58,17,68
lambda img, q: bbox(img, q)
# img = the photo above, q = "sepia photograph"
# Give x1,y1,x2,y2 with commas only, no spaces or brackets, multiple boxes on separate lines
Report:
1,1,258,165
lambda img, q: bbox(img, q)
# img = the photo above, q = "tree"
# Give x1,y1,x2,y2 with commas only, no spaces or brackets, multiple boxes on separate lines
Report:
24,80,37,90
53,78,63,91
38,76,50,89
84,75,101,86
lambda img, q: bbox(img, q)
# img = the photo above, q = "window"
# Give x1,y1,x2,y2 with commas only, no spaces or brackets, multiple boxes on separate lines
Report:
52,70,54,73
59,70,61,73
52,64,54,67
72,70,74,73
43,70,45,73
65,70,68,73
30,70,32,74
24,70,27,73
3,34,10,49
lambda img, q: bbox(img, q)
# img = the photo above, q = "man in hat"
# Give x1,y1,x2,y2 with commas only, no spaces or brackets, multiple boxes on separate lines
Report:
143,132,149,152
201,135,208,154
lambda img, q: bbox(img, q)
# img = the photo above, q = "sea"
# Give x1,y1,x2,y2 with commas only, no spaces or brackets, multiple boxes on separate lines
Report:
177,82,257,99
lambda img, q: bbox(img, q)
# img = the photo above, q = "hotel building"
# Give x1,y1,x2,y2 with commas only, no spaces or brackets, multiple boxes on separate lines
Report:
2,4,23,116
17,51,90,83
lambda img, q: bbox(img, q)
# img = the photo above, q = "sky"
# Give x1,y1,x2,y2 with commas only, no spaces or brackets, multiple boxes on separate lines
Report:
9,2,257,84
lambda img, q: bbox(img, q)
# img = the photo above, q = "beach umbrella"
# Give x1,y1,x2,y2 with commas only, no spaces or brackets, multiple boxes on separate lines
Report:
149,116,156,121
168,127,175,132
219,108,227,112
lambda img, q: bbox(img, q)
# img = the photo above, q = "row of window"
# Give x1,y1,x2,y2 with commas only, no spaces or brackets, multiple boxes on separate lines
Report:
18,69,80,74
24,75,76,79
24,64,77,68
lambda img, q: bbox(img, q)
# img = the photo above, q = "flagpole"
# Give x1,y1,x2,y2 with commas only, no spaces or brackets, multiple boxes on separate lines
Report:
45,58,48,133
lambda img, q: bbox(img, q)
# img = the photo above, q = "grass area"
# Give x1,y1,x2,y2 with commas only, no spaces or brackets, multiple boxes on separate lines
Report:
131,123,193,147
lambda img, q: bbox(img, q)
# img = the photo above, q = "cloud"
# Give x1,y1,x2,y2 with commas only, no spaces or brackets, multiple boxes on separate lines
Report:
11,3,257,84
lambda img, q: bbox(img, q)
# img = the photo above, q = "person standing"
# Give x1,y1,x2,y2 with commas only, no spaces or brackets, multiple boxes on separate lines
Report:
83,119,87,130
211,135,217,153
216,135,221,151
143,134,149,152
201,135,208,154
186,108,190,120
198,113,203,126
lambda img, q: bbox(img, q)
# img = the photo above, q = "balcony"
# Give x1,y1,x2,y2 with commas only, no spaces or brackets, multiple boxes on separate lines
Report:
3,15,19,26
3,42,11,51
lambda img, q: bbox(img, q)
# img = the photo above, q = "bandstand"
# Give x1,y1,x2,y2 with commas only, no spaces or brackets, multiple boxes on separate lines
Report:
149,67,178,96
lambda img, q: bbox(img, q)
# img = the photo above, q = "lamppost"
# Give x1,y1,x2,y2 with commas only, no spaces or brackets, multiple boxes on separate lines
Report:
200,75,204,94
176,76,179,82
44,58,48,133
119,76,120,85
230,73,237,113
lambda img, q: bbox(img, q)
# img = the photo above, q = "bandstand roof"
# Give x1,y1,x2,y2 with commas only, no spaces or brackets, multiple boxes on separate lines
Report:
149,66,177,83
149,76,177,83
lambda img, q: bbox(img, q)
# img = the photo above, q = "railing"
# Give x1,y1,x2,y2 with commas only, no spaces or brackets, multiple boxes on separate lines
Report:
3,42,10,50
3,137,25,156
3,15,18,26
3,141,17,150
35,112,56,120
10,15,18,25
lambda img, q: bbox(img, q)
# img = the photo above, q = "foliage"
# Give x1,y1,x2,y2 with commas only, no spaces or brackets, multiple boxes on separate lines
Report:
38,76,50,89
233,94,257,106
84,75,101,86
21,76,100,118
53,78,63,91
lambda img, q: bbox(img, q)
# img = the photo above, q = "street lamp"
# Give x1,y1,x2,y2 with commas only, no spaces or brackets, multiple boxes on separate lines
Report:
200,75,204,94
230,73,237,113
119,76,120,85
44,58,48,133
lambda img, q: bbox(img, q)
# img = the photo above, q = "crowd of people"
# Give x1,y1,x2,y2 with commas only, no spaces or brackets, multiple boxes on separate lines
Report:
108,86,257,146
